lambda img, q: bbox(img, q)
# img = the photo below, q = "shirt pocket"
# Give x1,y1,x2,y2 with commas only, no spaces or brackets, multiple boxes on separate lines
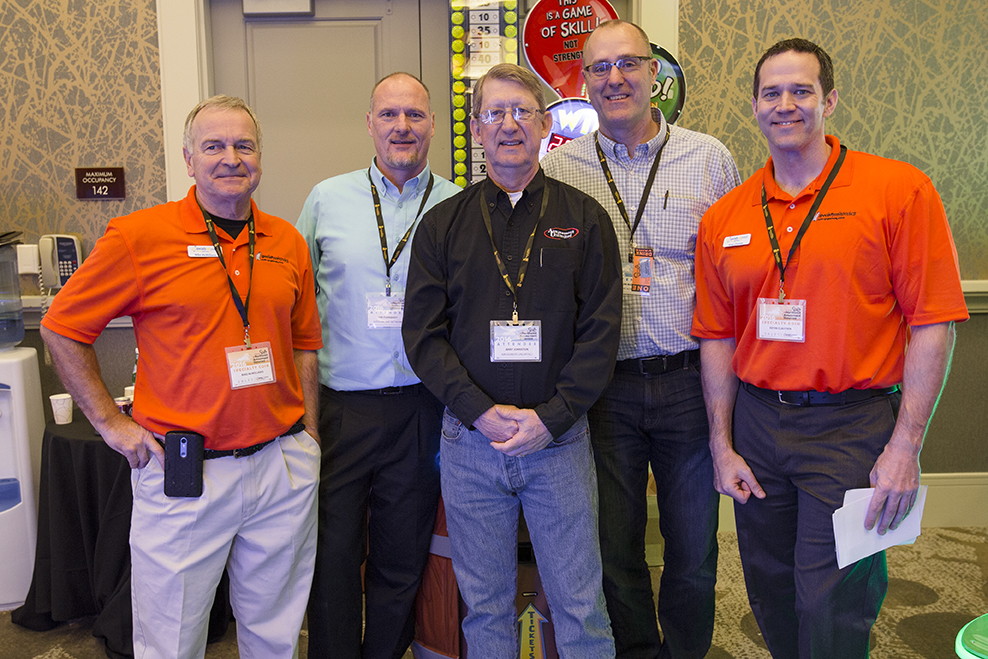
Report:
532,247,581,312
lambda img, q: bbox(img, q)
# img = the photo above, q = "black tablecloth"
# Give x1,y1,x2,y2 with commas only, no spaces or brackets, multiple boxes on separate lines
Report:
11,418,230,658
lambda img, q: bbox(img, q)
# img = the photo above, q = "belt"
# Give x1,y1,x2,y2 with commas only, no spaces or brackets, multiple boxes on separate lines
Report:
342,383,425,396
614,349,699,375
159,421,306,460
742,382,899,407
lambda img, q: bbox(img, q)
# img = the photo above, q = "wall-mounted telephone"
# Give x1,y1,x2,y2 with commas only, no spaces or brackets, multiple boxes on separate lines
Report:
39,234,83,289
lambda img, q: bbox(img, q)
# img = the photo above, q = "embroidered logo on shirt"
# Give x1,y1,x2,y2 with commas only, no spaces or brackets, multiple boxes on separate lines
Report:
255,253,290,265
544,227,579,240
815,211,857,221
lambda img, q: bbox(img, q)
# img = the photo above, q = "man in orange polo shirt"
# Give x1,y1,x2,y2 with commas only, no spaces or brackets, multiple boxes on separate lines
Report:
692,39,968,657
40,95,322,658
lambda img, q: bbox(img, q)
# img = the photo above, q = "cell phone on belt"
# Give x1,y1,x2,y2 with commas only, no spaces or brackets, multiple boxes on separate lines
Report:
164,430,204,498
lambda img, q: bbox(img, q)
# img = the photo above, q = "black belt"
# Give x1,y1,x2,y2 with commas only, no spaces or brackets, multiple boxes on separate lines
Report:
159,421,306,460
742,382,899,407
332,383,425,396
614,349,699,375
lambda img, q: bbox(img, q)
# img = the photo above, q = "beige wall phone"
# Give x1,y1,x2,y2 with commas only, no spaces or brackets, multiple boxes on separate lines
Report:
38,234,82,289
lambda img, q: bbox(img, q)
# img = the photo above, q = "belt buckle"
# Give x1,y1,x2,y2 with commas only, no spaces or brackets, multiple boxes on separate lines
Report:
777,390,807,406
232,447,249,459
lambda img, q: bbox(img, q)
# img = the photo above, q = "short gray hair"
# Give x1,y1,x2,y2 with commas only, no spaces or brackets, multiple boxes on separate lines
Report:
472,63,546,116
183,95,263,153
369,72,432,112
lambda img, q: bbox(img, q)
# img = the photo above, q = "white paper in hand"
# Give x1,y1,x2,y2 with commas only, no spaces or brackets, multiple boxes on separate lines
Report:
832,485,928,569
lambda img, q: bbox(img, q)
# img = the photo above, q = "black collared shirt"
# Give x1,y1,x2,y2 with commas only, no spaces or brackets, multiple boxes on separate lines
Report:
402,169,621,439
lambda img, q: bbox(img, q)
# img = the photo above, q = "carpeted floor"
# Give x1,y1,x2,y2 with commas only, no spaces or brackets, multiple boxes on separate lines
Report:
2,527,986,659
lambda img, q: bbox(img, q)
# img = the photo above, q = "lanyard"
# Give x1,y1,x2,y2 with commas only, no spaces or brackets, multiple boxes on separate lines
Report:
479,178,550,323
595,124,670,262
368,169,434,296
761,144,847,301
201,207,255,347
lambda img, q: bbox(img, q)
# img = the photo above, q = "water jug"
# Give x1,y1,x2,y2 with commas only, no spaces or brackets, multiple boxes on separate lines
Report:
0,244,25,351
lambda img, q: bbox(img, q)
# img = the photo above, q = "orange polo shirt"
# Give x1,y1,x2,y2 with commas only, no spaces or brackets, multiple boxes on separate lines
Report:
42,186,323,449
692,136,968,392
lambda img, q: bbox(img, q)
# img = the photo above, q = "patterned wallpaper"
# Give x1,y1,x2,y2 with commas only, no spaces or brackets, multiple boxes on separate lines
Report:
0,0,165,251
678,0,988,280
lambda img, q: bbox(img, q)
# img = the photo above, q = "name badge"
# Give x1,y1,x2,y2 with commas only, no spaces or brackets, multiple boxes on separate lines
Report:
756,298,806,342
188,245,219,258
490,320,542,362
723,234,751,248
622,247,653,296
225,342,277,389
367,293,404,329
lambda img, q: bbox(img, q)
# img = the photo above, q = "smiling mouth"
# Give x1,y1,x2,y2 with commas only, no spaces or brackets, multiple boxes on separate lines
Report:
605,93,631,101
774,120,802,126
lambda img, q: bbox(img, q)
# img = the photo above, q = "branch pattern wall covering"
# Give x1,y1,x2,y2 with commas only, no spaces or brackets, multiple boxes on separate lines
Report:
679,0,988,280
0,0,165,250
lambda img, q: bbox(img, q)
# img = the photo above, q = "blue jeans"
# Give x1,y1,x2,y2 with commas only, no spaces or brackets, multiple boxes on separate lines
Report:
588,365,719,659
440,410,615,658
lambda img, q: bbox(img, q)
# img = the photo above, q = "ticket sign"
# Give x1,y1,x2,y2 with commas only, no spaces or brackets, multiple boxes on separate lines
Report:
522,0,619,98
75,167,125,200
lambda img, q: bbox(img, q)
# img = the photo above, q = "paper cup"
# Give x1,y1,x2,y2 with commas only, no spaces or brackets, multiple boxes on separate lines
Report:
50,393,74,425
124,385,135,399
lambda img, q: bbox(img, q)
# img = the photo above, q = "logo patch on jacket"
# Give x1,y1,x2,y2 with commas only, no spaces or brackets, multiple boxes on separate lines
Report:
544,227,579,240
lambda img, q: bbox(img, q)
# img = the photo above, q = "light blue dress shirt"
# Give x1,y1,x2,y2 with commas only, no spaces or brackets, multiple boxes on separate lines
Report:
296,160,461,390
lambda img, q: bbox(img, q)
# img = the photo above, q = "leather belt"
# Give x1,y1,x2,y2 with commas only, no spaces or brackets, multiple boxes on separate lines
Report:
614,349,699,375
158,421,307,460
350,383,425,396
742,382,899,407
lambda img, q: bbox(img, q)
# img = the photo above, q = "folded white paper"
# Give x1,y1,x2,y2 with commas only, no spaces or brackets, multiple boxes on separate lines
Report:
832,485,928,569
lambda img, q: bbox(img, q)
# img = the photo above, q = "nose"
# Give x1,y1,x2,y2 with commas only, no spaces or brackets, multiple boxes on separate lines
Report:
605,63,626,84
501,110,521,130
778,92,796,110
220,145,242,165
395,112,411,132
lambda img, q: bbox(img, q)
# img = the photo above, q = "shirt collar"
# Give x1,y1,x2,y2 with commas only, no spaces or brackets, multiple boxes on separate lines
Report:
180,185,272,239
596,106,669,161
758,135,851,205
482,168,546,212
369,158,433,199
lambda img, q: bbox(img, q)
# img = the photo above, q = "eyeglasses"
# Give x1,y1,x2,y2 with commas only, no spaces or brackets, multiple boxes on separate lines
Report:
583,56,651,79
476,107,544,125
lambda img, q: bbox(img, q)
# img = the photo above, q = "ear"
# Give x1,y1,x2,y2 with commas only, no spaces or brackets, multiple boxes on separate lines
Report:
430,111,436,138
366,111,373,136
648,57,659,87
751,95,758,118
539,109,552,140
470,116,482,146
183,148,195,178
822,89,838,118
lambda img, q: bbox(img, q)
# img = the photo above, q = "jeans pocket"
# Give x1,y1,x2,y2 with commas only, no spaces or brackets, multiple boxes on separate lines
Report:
441,409,465,444
550,415,589,447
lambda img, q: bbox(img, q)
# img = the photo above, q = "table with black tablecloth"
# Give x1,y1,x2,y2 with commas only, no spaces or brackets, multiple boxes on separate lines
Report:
12,418,230,659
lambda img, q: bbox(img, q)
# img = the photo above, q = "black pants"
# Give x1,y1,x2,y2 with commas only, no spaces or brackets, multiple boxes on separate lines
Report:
306,384,442,659
733,385,899,659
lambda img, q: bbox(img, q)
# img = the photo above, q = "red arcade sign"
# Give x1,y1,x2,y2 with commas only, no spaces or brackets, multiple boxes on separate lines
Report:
523,0,619,98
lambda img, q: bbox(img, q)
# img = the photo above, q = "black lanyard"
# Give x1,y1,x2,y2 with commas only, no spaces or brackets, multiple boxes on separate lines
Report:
201,207,256,347
761,144,847,301
479,179,550,323
595,124,670,262
368,169,434,296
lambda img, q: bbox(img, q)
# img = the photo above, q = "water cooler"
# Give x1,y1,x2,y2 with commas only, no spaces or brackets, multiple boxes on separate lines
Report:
0,347,44,610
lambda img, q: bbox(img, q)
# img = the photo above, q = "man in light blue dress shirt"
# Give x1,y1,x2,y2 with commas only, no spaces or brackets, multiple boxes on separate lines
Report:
296,72,460,659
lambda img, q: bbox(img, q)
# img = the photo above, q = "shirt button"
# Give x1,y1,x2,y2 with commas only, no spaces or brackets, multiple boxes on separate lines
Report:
789,203,796,209
397,202,403,209
393,351,400,358
505,291,511,296
234,269,240,275
506,255,513,261
786,226,793,233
